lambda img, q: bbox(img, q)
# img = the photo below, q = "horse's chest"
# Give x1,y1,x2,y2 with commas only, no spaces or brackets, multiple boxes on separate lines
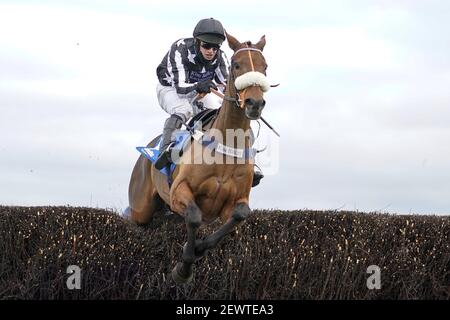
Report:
194,175,245,217
196,176,236,199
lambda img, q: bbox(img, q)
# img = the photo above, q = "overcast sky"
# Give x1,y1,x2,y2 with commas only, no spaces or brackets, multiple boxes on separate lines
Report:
1,0,449,215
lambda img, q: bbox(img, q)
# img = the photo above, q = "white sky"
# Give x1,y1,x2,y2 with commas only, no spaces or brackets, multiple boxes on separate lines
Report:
1,0,450,214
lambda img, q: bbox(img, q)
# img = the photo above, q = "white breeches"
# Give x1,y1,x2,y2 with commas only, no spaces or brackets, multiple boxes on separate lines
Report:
156,84,223,122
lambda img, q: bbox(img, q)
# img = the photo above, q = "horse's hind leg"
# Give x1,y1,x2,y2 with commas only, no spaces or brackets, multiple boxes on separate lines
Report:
130,191,163,225
128,155,163,225
194,202,251,258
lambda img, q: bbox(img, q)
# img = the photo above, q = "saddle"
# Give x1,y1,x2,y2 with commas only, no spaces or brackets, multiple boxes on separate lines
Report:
186,107,219,130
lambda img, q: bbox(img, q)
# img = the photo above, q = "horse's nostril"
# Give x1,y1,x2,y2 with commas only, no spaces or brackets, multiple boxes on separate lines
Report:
245,98,256,106
253,99,265,109
245,98,266,108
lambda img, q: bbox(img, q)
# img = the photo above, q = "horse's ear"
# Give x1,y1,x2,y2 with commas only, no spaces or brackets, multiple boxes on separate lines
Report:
255,35,266,51
226,32,241,52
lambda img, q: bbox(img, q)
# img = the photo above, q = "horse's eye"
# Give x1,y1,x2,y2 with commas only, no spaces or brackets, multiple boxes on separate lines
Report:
233,63,240,70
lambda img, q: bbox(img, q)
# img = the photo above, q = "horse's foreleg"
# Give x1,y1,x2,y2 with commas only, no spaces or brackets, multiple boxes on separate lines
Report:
195,202,251,258
172,201,202,283
170,181,203,284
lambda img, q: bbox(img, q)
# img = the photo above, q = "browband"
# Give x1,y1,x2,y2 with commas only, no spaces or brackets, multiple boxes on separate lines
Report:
232,47,263,57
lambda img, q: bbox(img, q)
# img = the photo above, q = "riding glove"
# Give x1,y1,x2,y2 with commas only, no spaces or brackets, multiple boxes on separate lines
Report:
195,79,218,94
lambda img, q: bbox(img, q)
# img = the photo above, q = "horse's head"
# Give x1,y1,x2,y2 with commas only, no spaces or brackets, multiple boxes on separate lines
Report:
226,32,269,120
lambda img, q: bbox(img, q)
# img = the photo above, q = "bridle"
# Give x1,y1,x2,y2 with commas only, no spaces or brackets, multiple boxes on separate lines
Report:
223,45,268,109
208,43,280,137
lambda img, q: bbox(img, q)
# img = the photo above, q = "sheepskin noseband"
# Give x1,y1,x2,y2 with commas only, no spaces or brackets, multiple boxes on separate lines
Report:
234,71,270,92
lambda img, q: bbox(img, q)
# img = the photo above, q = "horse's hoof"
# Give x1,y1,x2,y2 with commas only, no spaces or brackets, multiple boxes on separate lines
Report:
171,263,193,284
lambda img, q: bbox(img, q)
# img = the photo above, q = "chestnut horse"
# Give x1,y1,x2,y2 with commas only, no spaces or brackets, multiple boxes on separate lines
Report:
127,32,269,283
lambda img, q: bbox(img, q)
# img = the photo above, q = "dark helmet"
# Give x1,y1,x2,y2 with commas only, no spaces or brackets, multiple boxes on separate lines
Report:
193,18,225,45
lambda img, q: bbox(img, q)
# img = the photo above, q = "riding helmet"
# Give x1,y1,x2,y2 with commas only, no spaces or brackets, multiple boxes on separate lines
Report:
193,18,226,45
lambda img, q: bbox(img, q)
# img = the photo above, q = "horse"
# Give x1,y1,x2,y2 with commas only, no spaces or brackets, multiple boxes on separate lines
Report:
127,32,269,283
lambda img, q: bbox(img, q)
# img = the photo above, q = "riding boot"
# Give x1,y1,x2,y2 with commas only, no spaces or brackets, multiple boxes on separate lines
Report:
154,114,183,170
251,168,264,187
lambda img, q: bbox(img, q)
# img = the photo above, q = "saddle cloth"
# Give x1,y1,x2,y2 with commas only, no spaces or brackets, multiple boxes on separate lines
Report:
136,130,190,177
136,108,219,177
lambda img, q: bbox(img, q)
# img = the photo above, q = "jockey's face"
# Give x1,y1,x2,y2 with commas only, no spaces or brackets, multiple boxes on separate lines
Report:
199,41,219,61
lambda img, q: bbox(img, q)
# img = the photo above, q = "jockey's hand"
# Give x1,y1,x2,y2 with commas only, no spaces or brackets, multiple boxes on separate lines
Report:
195,80,218,94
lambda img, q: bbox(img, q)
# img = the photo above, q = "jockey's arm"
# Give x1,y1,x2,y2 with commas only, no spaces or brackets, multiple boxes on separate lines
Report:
167,43,198,95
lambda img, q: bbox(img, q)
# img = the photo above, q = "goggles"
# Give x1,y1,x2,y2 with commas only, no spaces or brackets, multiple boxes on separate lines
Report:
200,42,220,51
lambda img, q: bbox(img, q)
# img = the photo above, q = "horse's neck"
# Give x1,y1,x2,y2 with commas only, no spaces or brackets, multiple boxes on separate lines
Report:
213,102,250,130
212,82,250,132
211,85,251,148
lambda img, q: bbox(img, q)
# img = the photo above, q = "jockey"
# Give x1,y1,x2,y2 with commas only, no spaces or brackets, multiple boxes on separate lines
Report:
154,18,263,187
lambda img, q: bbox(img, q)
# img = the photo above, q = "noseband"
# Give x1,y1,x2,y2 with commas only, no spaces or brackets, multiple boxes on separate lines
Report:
225,46,270,109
